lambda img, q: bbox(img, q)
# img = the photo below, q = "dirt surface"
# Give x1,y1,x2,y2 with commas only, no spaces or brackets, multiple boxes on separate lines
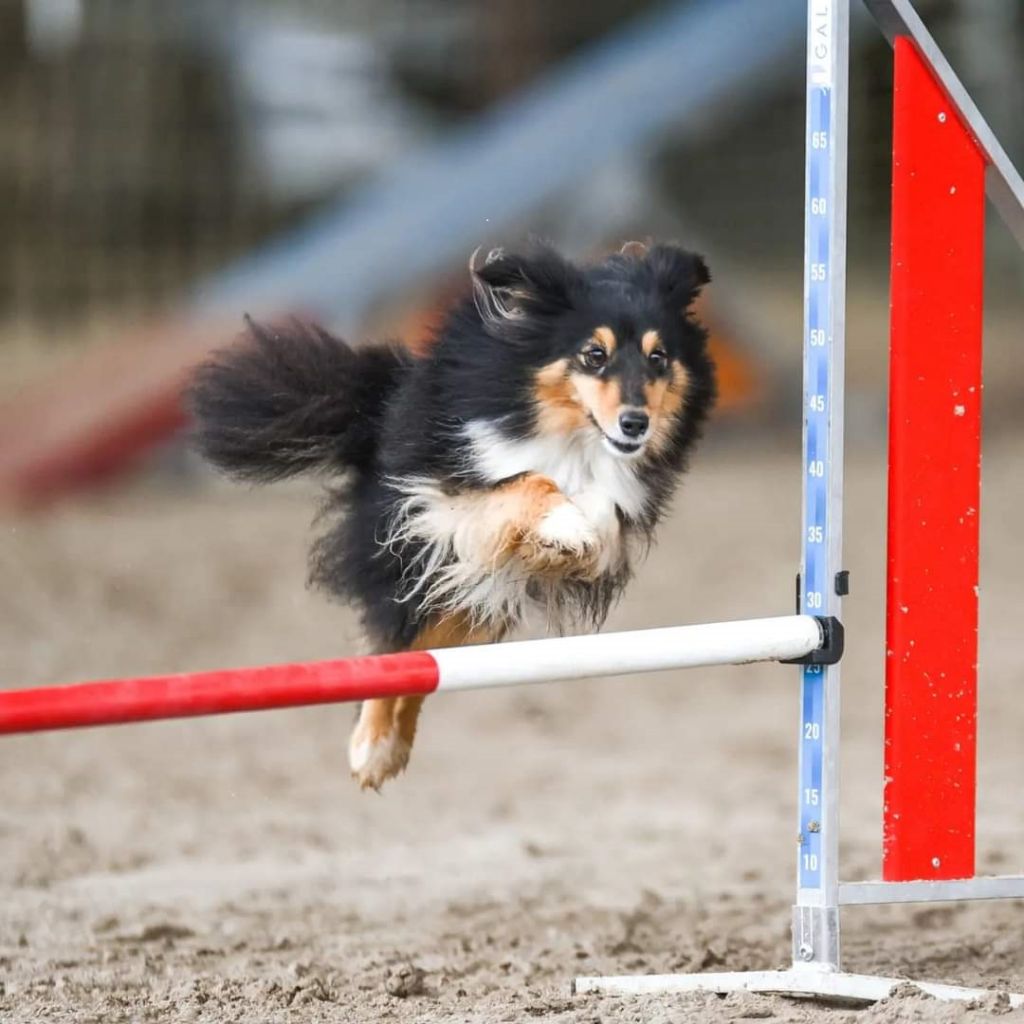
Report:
2,440,1023,1023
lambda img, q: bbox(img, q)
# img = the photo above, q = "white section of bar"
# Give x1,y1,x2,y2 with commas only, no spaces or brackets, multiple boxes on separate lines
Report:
840,875,1024,905
575,969,1024,1007
864,0,1024,247
431,616,822,691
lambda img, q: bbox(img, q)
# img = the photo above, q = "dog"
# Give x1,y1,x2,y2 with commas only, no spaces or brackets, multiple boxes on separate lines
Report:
187,241,716,789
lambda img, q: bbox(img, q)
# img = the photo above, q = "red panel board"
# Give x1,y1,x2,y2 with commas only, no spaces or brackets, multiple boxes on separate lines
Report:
883,37,986,882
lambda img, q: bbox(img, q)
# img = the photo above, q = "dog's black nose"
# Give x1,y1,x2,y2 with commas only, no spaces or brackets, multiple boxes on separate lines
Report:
618,409,649,438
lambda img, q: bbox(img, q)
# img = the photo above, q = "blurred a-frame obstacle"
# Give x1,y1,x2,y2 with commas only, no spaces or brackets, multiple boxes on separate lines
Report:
3,0,1024,1007
0,0,787,506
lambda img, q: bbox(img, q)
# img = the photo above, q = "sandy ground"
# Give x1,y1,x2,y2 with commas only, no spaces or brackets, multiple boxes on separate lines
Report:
2,439,1024,1023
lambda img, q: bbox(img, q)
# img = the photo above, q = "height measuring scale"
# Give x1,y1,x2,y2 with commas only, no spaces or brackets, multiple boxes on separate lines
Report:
794,0,848,969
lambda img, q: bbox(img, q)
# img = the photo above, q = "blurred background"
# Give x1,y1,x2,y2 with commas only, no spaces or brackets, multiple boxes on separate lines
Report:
0,0,1020,504
2,9,1023,1015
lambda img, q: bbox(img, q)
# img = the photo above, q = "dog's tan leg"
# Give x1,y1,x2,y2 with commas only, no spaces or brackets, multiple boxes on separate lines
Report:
349,474,601,790
348,696,403,791
497,473,603,578
348,614,501,790
444,473,602,578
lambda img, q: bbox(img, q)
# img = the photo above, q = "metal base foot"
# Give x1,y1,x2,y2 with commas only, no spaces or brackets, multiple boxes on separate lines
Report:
574,969,1024,1007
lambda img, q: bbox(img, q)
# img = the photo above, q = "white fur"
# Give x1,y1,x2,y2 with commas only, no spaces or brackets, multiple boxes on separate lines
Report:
382,476,534,626
535,501,598,552
380,419,646,629
348,727,411,789
463,419,648,522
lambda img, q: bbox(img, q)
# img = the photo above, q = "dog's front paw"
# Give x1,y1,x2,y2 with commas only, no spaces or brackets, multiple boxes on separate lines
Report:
348,721,411,791
536,501,598,552
523,501,601,577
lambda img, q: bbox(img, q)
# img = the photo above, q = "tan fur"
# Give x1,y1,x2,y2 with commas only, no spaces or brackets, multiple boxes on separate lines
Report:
351,473,600,789
572,373,623,435
534,329,687,449
383,469,606,627
441,472,567,568
486,473,600,576
649,362,689,453
494,473,562,551
592,325,617,354
534,359,588,434
641,329,662,357
393,615,502,751
350,613,501,790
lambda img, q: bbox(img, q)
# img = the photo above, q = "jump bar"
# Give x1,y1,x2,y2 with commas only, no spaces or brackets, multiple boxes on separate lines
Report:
840,875,1024,906
0,615,824,735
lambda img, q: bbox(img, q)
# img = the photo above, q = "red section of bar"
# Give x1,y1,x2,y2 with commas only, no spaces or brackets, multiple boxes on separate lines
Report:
0,653,440,735
883,38,986,882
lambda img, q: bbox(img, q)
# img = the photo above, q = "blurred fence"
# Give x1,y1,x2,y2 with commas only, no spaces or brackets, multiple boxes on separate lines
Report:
0,0,1020,339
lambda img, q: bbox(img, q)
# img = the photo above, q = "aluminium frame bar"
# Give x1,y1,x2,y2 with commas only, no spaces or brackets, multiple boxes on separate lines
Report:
840,875,1024,906
792,0,849,971
864,0,1024,247
575,970,1024,1008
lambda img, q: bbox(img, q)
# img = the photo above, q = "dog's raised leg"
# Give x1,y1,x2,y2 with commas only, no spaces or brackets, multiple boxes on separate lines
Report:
348,696,404,791
348,473,601,790
348,614,499,790
454,472,604,577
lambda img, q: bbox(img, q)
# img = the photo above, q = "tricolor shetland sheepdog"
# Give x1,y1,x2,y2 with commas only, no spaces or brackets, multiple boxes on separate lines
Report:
187,242,716,789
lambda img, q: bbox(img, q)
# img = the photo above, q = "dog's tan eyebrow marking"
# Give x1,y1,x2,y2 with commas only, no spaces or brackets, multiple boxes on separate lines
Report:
592,326,617,353
641,329,663,356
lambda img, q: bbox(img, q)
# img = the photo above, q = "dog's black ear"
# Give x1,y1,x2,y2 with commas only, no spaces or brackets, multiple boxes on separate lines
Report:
645,244,711,310
471,246,583,336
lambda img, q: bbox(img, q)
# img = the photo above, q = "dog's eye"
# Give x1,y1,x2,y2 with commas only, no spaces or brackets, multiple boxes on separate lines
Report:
648,349,668,371
580,346,608,370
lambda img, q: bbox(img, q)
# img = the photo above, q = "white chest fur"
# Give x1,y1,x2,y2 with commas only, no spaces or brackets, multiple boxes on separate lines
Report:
462,419,648,525
384,421,645,629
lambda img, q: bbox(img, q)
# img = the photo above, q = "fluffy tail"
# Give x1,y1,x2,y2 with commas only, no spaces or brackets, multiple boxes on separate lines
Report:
187,318,410,481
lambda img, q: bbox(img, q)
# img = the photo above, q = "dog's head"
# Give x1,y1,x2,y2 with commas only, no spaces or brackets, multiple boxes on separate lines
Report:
472,242,712,460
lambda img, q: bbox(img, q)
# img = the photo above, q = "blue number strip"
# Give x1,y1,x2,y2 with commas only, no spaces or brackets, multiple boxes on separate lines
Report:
799,83,831,891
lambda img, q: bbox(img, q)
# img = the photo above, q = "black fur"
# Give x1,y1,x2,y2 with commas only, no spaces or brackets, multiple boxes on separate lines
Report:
187,243,716,652
189,317,410,480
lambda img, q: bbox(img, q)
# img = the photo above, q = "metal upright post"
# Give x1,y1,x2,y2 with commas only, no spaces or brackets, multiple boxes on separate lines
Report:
579,0,1024,1003
793,0,849,972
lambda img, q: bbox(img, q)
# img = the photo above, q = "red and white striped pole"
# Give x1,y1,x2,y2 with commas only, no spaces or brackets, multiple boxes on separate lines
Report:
0,616,823,735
